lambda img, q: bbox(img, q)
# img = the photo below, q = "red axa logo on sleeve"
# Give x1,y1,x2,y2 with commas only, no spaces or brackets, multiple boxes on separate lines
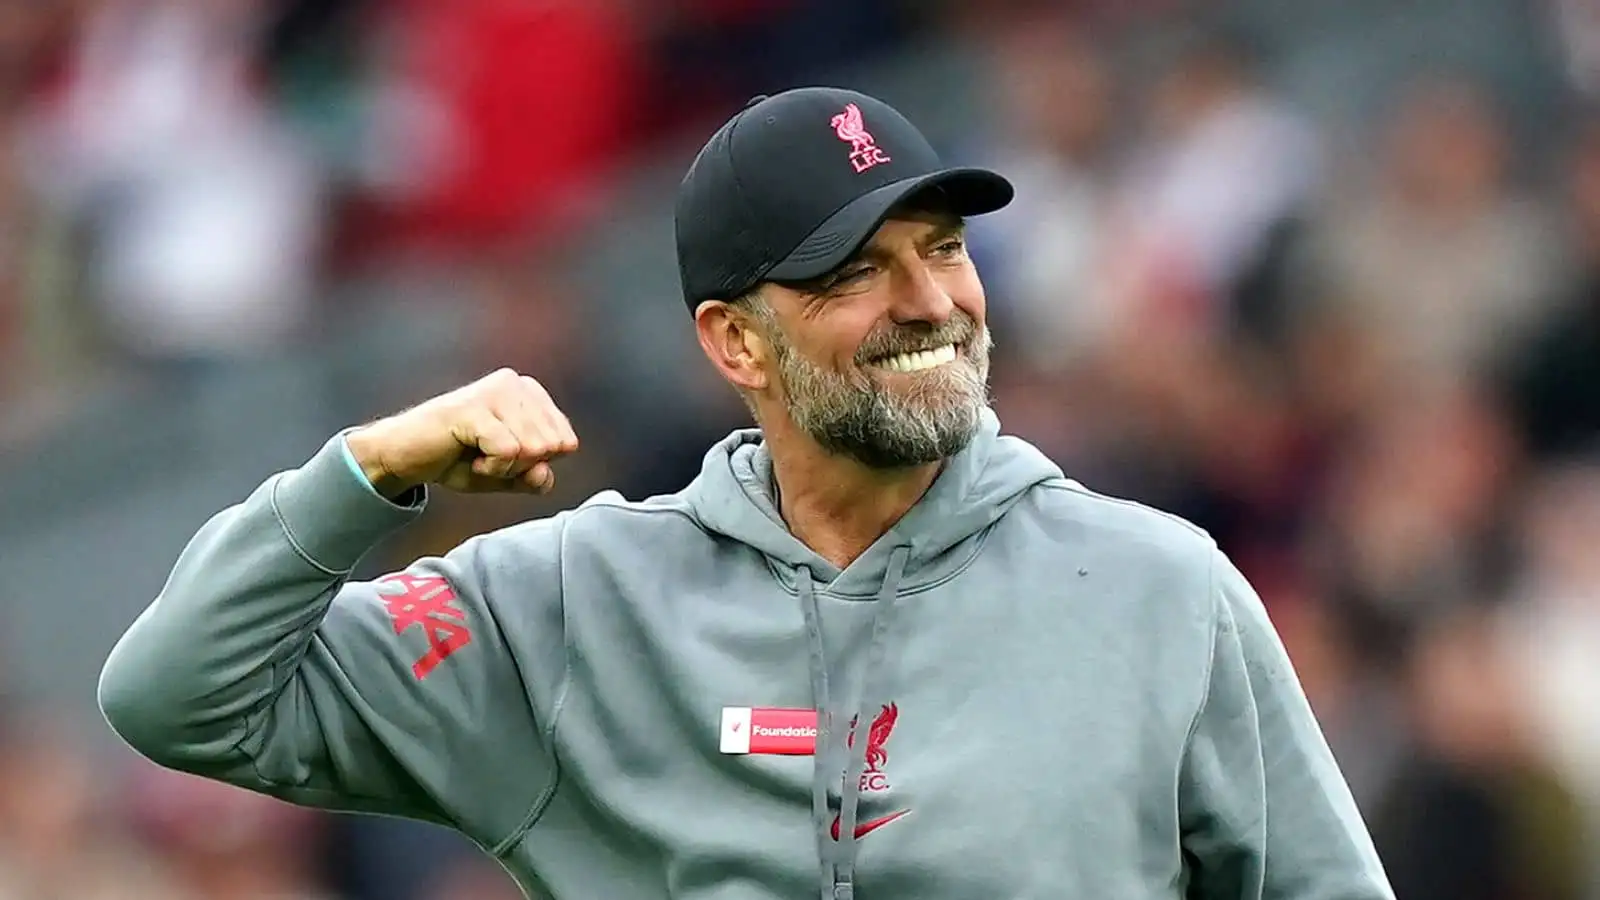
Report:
720,707,818,755
376,574,472,680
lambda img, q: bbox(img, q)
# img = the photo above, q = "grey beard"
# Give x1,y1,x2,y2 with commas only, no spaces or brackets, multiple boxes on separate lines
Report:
775,324,992,470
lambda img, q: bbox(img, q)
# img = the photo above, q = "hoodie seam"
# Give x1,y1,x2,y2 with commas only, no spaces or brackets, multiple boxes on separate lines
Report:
757,526,995,599
569,495,707,528
269,473,350,577
1034,480,1214,541
1180,547,1222,759
493,516,576,857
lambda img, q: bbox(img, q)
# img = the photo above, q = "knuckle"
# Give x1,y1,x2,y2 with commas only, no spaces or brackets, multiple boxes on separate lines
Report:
476,367,520,396
519,375,552,400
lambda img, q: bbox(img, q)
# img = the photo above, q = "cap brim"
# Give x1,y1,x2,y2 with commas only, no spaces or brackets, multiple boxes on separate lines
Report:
764,167,1014,284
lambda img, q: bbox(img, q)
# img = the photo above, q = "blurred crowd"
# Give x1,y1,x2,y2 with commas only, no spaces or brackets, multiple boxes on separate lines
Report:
3,0,1600,898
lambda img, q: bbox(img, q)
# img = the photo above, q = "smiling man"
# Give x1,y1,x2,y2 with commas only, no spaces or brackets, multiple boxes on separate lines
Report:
98,88,1395,900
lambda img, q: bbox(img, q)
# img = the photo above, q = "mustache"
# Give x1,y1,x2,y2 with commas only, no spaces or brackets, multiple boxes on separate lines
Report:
854,311,978,365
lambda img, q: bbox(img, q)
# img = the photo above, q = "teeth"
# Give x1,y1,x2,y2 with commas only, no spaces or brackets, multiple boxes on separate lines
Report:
877,344,957,372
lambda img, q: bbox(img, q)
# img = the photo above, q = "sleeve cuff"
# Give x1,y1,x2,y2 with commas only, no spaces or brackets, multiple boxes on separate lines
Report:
338,434,430,507
271,431,428,573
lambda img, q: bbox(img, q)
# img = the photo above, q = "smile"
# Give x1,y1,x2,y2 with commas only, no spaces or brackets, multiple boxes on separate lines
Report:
869,344,958,373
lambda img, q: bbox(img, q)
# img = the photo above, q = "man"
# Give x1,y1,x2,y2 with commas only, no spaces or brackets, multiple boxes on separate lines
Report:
99,87,1394,899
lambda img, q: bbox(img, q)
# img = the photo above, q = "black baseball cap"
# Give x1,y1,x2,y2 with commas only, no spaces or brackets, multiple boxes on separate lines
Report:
674,87,1014,312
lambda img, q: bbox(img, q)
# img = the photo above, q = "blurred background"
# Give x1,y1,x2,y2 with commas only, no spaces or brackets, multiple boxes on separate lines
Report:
1,0,1598,897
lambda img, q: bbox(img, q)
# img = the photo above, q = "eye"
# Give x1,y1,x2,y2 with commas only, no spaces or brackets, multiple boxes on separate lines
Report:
827,263,878,290
932,236,967,257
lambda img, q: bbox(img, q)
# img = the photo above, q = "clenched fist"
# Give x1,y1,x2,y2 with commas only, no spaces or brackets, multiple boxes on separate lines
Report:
345,368,579,499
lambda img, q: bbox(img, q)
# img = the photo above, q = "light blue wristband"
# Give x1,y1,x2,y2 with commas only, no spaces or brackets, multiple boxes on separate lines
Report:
339,436,387,501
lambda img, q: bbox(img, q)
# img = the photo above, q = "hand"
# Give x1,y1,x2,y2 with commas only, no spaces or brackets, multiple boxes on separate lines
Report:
345,368,580,498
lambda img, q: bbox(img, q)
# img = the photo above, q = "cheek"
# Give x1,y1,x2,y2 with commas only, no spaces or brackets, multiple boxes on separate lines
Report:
786,331,862,378
820,312,888,368
942,263,987,322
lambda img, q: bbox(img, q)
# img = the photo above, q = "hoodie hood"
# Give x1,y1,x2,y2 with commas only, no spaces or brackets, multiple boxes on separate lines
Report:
685,406,1064,591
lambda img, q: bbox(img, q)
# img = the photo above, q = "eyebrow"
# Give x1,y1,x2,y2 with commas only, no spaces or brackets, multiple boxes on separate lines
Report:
855,217,967,264
784,216,967,296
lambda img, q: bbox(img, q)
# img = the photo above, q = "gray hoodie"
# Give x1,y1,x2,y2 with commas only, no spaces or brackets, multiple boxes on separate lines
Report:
99,409,1394,900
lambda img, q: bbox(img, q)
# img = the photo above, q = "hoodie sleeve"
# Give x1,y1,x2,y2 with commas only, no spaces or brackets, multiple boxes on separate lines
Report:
1178,548,1395,900
97,433,566,852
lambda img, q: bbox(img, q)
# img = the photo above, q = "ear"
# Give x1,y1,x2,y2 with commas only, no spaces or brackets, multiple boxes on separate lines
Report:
694,299,772,394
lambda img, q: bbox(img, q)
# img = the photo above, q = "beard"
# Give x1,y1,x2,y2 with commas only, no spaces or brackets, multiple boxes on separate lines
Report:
765,308,992,469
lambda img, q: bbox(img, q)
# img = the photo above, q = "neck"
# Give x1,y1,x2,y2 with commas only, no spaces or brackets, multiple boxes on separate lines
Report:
764,422,943,570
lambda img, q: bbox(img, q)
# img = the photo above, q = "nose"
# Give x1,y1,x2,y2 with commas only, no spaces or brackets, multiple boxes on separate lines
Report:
888,258,955,326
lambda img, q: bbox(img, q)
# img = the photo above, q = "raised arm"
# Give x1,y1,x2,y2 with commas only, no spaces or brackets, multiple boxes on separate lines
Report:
99,369,580,851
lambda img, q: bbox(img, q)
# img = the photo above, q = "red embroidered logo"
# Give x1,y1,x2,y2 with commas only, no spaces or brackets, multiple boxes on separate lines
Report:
831,703,910,840
831,103,891,173
850,701,898,791
377,574,471,680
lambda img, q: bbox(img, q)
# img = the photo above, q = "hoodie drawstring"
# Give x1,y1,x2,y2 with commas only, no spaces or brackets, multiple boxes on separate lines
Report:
798,546,911,900
797,567,833,900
